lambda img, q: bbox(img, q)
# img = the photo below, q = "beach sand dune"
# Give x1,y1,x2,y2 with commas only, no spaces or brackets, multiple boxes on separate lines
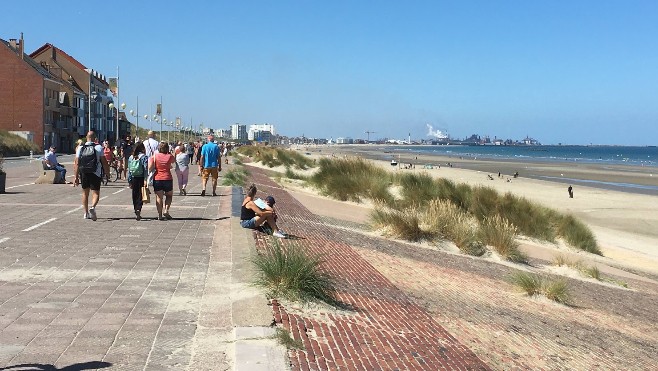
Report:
254,145,658,277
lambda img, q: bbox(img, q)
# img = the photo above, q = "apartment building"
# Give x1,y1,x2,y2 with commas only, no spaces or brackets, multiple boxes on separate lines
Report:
0,35,116,153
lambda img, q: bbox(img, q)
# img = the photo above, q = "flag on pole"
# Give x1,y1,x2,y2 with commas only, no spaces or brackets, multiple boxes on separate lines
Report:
108,77,118,97
156,104,162,115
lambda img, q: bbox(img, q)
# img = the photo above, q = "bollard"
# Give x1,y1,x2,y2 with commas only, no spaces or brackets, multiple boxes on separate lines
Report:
30,150,33,159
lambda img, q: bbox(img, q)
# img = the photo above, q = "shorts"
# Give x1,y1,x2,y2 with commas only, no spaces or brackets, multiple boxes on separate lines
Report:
202,167,219,182
80,173,101,191
153,179,173,193
240,218,257,229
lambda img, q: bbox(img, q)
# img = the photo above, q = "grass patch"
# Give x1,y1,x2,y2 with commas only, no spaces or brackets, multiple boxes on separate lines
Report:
252,241,336,303
542,279,571,304
557,215,601,255
582,265,601,280
511,272,572,304
301,156,600,257
310,157,392,203
479,215,526,263
0,130,40,157
222,167,249,186
371,207,434,242
423,199,485,256
284,167,306,180
272,327,304,349
236,145,314,170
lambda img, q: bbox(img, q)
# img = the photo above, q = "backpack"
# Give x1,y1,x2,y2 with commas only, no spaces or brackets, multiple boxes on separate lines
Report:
79,144,98,174
128,156,144,177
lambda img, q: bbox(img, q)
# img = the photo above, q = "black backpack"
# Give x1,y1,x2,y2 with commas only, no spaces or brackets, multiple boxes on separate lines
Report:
79,144,98,174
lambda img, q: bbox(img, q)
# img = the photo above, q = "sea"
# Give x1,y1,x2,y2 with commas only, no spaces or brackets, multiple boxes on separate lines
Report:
365,144,658,195
381,145,658,168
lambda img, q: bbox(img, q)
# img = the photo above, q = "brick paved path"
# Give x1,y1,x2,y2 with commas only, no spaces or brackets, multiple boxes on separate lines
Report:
247,168,490,370
0,157,235,370
247,165,658,371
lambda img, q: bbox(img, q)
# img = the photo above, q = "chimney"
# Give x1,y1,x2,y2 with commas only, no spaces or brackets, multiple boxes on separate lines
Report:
20,33,24,59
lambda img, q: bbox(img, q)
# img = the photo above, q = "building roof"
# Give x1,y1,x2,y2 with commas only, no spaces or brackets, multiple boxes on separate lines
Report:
30,43,88,71
0,38,61,81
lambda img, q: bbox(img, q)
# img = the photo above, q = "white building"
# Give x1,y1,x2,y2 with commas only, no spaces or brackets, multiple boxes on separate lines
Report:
248,124,276,140
336,137,353,144
231,124,248,140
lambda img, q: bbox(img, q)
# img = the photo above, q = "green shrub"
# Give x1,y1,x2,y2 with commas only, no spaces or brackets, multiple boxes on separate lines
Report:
557,215,601,255
480,215,526,263
252,241,336,303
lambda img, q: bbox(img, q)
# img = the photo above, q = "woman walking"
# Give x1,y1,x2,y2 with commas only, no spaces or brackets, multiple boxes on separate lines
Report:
149,142,175,220
128,142,148,220
175,143,190,195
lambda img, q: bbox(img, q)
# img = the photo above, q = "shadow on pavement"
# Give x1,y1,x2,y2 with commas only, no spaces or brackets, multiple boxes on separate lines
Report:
0,361,111,371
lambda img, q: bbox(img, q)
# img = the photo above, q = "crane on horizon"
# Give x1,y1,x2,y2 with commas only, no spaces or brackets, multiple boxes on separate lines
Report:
365,130,376,143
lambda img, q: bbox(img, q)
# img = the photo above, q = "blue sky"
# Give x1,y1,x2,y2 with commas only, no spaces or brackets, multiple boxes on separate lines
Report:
4,1,658,145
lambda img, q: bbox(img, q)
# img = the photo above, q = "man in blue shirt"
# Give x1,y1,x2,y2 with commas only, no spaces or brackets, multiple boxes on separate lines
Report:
199,134,222,196
44,145,69,183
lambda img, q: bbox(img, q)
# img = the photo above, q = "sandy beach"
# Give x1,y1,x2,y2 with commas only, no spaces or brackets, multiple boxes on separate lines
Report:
251,144,658,277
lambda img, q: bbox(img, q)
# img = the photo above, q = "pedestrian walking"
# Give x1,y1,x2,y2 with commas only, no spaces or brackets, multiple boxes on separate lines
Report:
120,134,134,180
174,143,190,195
144,131,159,158
149,142,175,220
73,131,110,221
199,134,222,196
128,142,148,220
568,185,574,198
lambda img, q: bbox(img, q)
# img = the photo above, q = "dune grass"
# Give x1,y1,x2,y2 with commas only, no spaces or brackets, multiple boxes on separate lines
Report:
309,157,393,203
0,130,41,157
480,215,527,263
511,272,571,304
236,145,314,170
222,167,249,186
371,207,435,242
557,215,601,255
292,155,601,257
252,241,336,303
423,199,486,256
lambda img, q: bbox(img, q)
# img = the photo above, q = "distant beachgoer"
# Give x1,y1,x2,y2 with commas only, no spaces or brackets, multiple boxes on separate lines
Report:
568,185,574,198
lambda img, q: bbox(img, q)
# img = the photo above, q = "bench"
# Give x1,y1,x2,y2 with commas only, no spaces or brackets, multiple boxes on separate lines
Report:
34,159,64,184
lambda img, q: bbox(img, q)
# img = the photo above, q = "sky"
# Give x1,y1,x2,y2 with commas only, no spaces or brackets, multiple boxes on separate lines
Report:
4,1,658,145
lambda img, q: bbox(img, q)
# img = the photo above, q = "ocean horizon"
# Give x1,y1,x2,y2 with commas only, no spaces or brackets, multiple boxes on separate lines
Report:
378,144,657,168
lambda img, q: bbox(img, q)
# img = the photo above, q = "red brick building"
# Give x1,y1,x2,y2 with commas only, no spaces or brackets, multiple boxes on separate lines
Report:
0,35,117,153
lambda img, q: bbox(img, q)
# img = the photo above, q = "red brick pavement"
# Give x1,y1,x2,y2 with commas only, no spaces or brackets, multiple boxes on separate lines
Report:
247,168,490,370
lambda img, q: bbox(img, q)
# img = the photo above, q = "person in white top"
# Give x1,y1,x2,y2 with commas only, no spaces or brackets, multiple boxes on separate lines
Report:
144,130,160,158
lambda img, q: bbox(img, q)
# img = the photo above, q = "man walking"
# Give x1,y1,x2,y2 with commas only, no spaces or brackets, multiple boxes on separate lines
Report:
144,131,159,158
73,131,110,221
199,134,222,196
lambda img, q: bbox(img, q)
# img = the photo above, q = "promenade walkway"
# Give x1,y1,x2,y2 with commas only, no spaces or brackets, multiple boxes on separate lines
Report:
0,157,283,370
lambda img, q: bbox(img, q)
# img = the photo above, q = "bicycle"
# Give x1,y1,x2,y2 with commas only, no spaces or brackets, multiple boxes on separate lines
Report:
101,159,121,185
